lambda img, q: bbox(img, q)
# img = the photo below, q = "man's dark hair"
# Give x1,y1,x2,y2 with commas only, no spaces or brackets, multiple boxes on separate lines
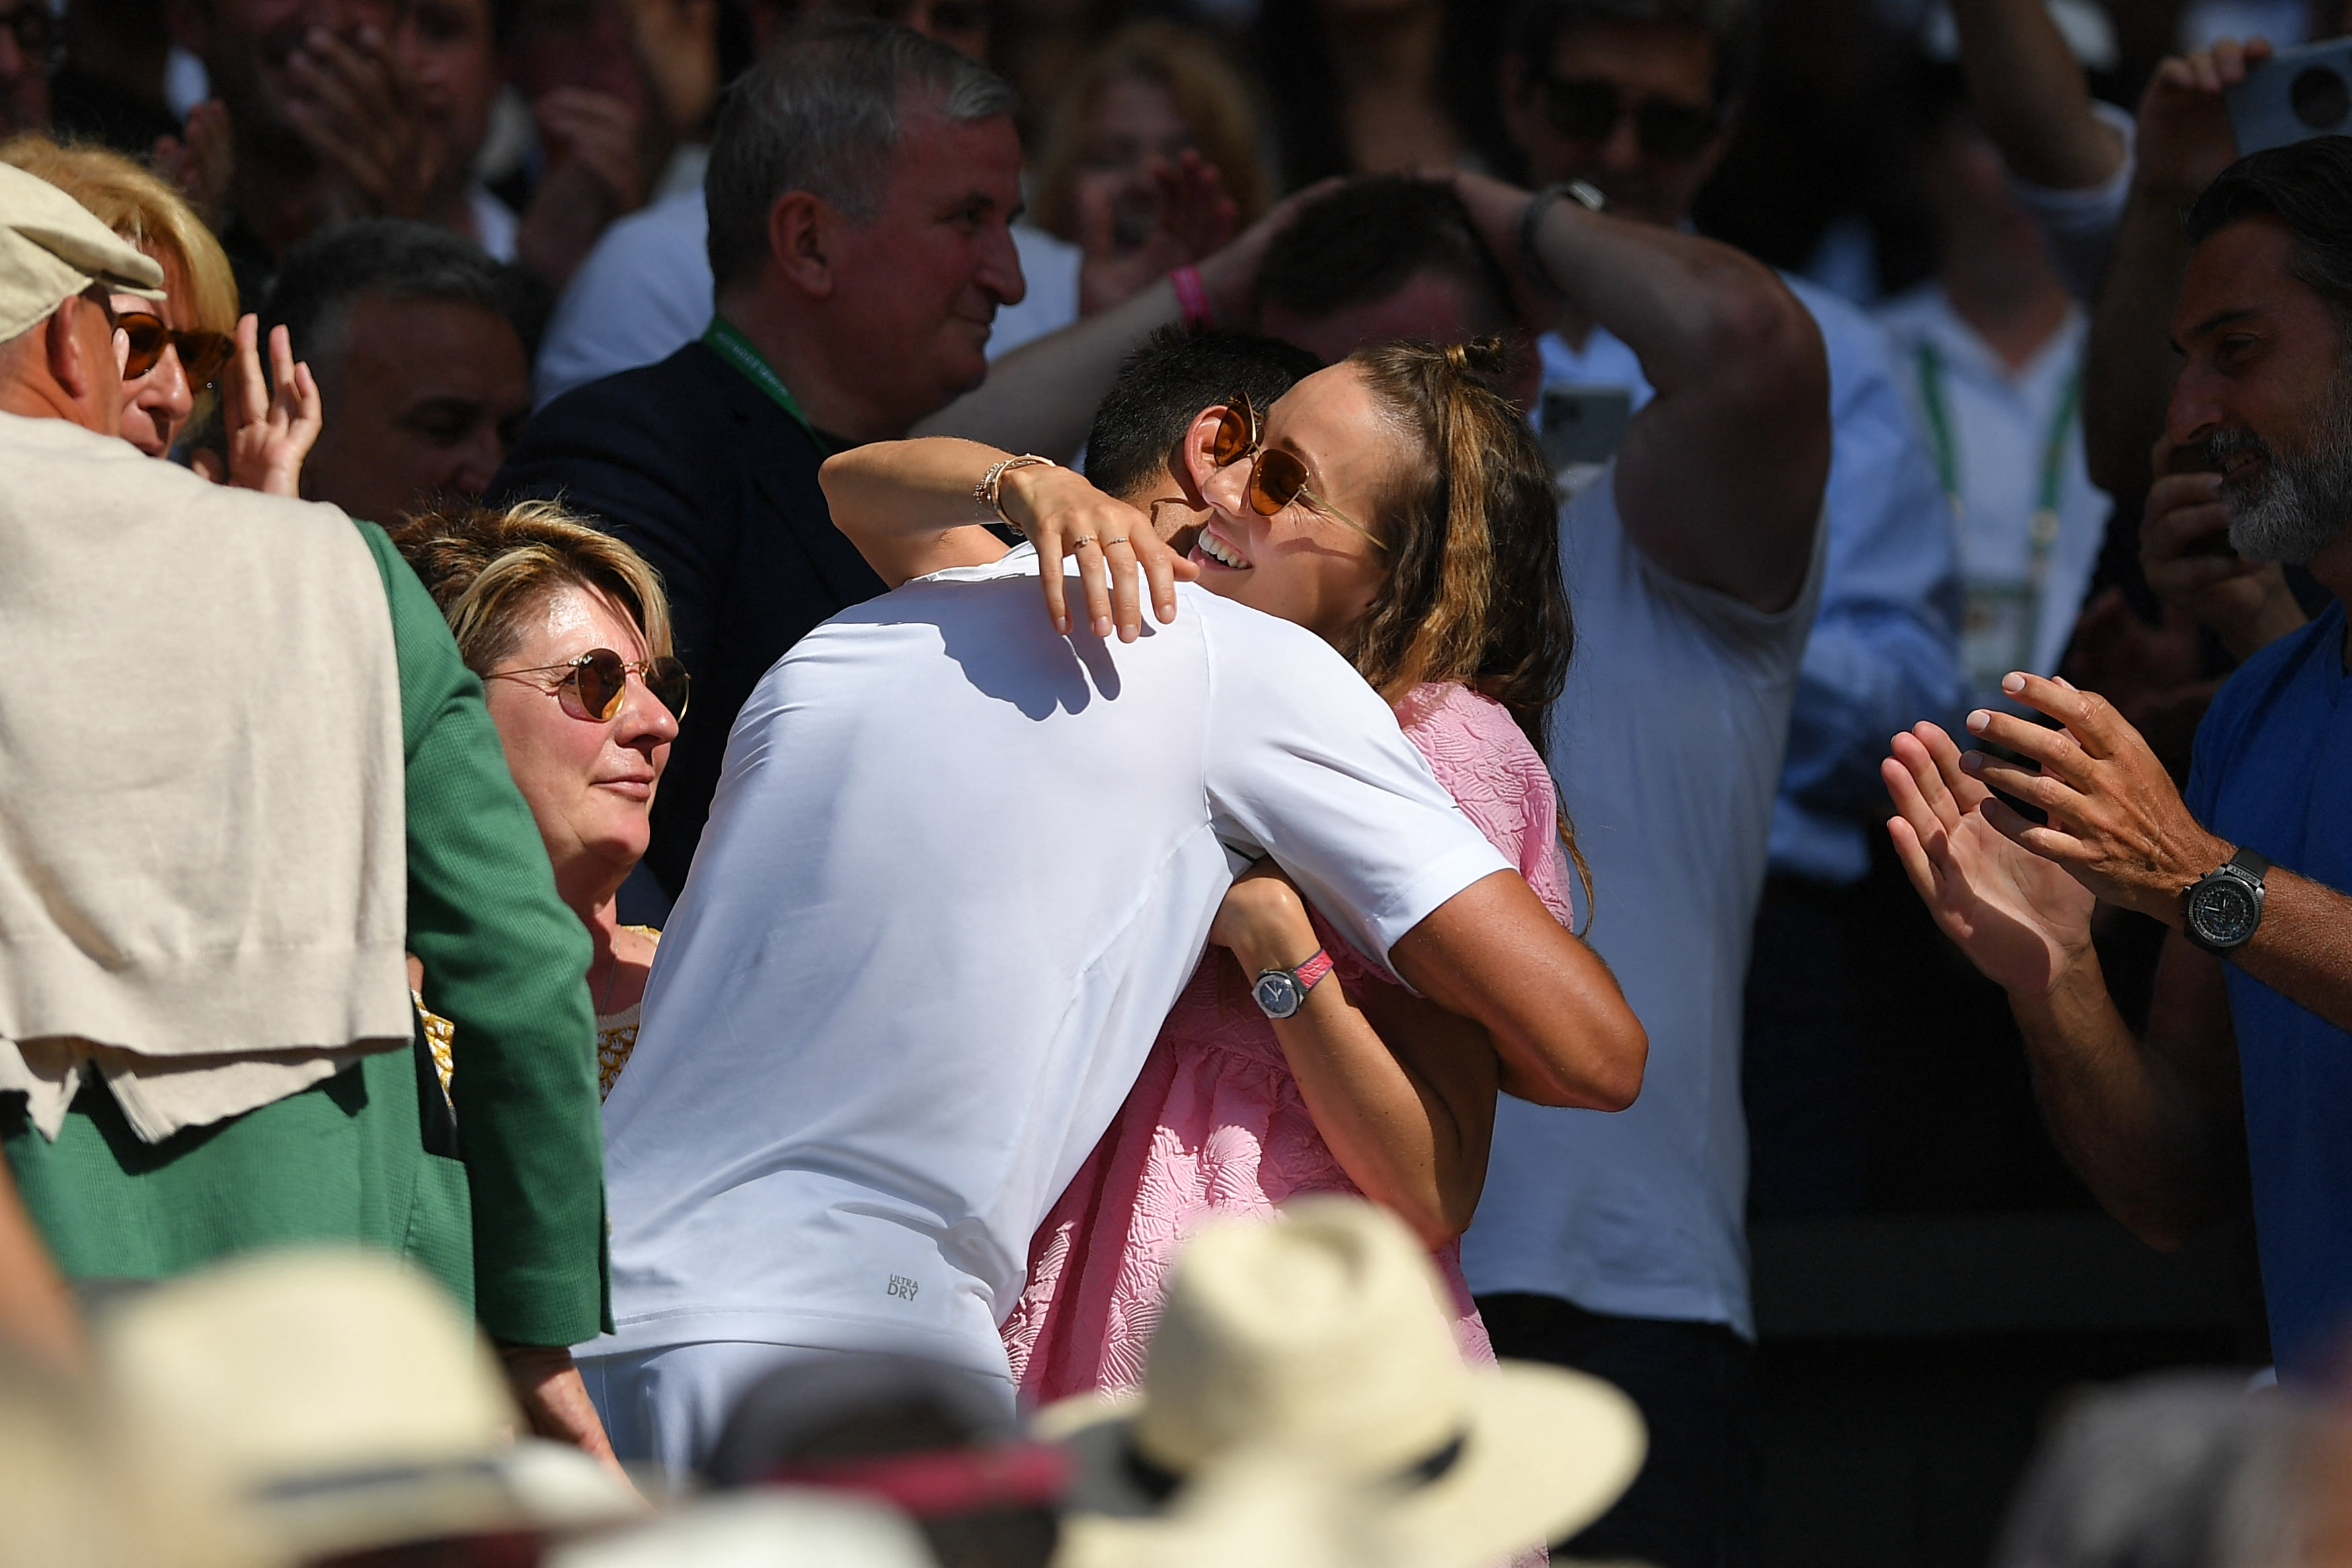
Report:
1083,326,1325,504
1255,176,1516,338
259,219,532,391
705,17,1016,296
1507,0,1760,109
2185,136,2352,326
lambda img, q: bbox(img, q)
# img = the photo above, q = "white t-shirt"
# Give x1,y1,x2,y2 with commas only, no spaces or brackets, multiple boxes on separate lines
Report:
594,548,1509,1376
532,191,1083,407
1461,466,1827,1339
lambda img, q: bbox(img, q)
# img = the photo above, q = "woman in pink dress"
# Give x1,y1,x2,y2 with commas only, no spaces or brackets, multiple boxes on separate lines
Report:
996,338,1598,1404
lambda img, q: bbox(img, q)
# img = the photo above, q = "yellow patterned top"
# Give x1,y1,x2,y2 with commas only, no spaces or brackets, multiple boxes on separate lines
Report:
415,927,660,1109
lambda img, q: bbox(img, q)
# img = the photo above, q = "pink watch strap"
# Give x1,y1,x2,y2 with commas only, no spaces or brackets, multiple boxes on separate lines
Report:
1292,947,1335,994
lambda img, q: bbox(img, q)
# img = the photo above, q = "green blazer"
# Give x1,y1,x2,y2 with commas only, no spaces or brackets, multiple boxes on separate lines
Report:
5,521,609,1346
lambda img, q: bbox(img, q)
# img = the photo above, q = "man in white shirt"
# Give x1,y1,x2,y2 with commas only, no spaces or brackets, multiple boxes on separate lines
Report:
585,500,1647,1469
1481,4,1945,1561
851,159,1832,1564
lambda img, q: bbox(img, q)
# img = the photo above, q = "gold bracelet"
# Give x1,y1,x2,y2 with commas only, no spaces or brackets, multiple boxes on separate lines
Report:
974,454,1056,532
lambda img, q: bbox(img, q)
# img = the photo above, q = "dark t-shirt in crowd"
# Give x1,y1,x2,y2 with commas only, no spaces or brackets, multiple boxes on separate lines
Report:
490,340,886,895
2184,596,2352,1382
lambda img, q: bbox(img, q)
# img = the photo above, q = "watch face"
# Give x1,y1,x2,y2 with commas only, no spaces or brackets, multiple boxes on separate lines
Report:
1253,972,1303,1019
2191,877,2261,947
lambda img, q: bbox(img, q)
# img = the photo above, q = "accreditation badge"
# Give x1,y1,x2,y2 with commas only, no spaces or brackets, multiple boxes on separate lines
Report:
1962,578,2039,706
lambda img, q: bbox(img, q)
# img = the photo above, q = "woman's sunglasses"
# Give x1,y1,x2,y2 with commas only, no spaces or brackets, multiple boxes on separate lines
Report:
115,312,235,386
489,648,690,724
1540,76,1721,160
1207,394,1384,549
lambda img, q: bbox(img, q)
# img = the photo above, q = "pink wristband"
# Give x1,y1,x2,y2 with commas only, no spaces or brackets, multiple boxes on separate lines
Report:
1170,264,1215,330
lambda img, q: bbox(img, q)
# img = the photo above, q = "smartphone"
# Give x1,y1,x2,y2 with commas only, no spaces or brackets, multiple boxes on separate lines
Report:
2228,35,2352,153
1539,385,1634,472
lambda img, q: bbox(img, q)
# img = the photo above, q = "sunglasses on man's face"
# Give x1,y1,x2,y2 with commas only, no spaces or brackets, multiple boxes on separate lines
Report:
1540,76,1721,160
489,648,691,725
1206,394,1384,549
114,313,235,386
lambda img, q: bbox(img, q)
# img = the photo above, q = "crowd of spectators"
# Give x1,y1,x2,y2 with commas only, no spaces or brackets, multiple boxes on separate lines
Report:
7,0,2352,1565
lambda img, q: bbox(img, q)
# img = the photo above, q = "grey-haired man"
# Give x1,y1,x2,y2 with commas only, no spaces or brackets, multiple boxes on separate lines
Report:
493,17,1028,899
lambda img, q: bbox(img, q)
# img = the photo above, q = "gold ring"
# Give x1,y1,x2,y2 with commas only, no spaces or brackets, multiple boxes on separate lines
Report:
1102,536,1130,547
1070,535,1096,549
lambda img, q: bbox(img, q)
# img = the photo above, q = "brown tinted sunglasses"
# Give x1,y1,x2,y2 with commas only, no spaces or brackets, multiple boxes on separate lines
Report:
1208,393,1384,549
116,312,234,385
489,648,690,723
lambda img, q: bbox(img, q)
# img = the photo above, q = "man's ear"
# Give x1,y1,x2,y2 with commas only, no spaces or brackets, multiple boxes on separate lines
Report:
46,297,100,403
764,190,836,300
1173,406,1230,504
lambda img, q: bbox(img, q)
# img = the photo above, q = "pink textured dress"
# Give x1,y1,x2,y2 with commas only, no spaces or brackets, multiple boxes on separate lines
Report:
1002,682,1578,1402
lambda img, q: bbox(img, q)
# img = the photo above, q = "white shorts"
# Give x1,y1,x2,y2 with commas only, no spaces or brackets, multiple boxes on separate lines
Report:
578,1341,1019,1478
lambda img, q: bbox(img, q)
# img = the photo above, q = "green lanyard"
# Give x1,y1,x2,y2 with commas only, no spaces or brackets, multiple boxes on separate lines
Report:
701,315,840,455
1912,338,2079,580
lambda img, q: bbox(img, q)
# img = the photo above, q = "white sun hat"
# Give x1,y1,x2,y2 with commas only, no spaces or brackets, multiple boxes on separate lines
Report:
96,1249,643,1561
1033,1198,1646,1568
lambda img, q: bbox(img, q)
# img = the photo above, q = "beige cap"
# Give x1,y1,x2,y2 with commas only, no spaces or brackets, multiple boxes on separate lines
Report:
0,161,165,344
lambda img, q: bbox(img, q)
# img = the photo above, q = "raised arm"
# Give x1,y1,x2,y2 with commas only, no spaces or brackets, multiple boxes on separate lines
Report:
1388,869,1646,1111
1883,717,2246,1246
2083,41,2268,504
820,439,1197,640
912,184,1326,461
1946,0,2126,190
1453,173,1830,611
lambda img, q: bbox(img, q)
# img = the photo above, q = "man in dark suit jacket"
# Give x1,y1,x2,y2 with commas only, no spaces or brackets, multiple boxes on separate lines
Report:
492,19,1028,895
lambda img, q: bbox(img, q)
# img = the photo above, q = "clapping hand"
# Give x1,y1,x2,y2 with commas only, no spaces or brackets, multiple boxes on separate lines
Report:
1076,150,1241,317
282,24,439,224
1955,673,2233,924
515,88,650,288
1884,719,2095,996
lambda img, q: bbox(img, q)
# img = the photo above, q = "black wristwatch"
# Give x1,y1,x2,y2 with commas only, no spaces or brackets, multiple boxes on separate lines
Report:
1519,181,1610,298
2183,845,2269,955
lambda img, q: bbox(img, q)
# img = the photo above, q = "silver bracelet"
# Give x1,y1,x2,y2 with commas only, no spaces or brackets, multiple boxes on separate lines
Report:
974,454,1056,532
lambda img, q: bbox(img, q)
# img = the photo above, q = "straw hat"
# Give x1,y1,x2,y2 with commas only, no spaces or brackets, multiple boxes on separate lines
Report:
547,1491,937,1568
0,161,163,342
1034,1198,1645,1568
97,1249,643,1560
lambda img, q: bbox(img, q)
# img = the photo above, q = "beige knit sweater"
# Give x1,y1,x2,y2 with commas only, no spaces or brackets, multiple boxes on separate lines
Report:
0,414,411,1141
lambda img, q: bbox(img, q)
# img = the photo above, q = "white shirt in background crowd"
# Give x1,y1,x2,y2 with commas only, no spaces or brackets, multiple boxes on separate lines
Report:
1536,275,1963,889
588,547,1507,1447
1875,286,2109,710
531,190,1083,407
1464,465,1830,1337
